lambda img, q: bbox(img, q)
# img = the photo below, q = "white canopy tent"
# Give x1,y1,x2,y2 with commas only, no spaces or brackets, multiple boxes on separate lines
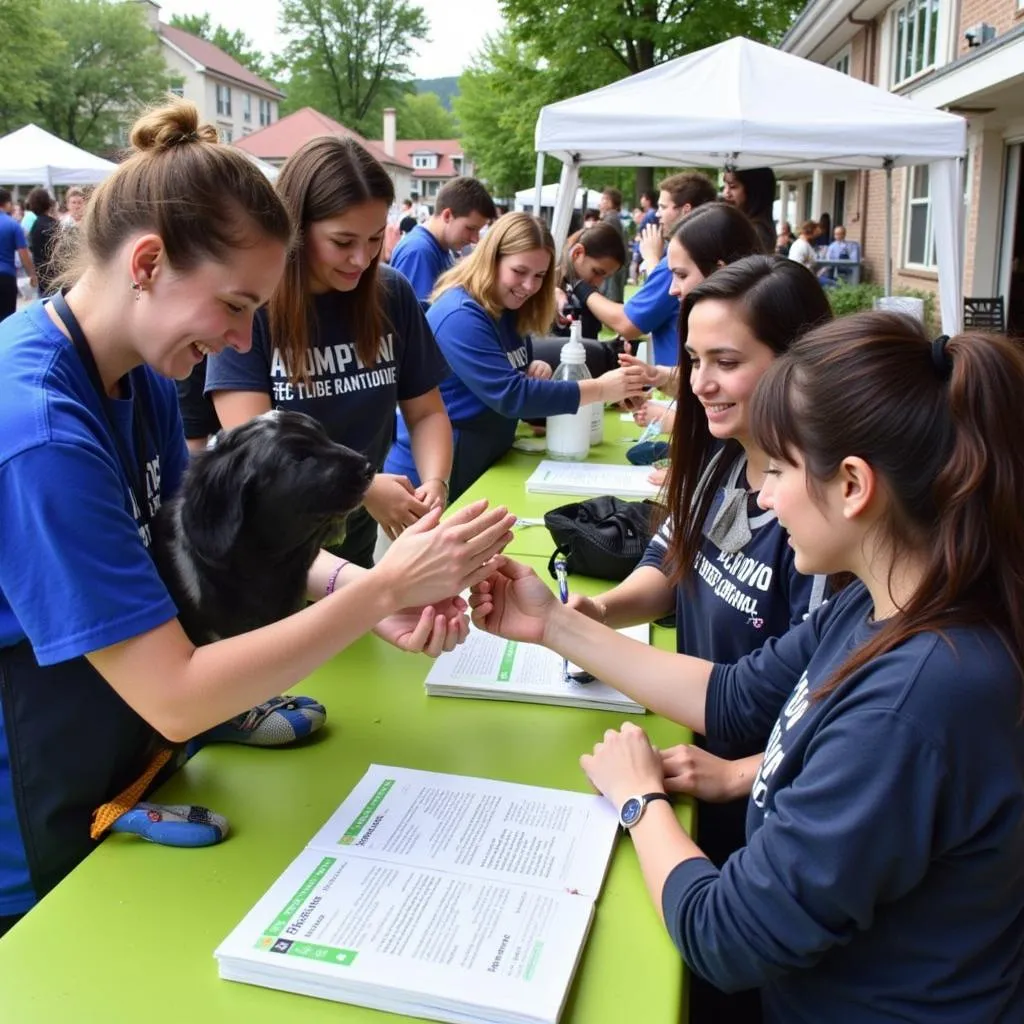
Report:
534,37,968,333
0,124,116,189
239,150,280,182
514,183,604,214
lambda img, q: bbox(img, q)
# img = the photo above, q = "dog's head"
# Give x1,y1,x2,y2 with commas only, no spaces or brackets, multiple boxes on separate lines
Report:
180,410,373,563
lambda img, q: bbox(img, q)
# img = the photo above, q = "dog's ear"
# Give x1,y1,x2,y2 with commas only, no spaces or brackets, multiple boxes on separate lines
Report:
179,446,256,562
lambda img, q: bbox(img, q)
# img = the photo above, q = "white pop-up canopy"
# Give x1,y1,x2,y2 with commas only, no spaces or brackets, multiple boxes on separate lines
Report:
0,124,117,188
513,183,603,213
534,37,968,332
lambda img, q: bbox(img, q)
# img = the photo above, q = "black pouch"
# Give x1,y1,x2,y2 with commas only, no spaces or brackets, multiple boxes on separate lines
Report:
543,496,657,581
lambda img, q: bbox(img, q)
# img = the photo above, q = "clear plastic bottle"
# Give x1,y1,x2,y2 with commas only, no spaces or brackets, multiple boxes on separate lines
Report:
546,321,593,461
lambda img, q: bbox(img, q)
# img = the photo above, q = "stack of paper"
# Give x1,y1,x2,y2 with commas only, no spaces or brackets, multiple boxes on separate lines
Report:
215,765,620,1024
425,625,648,713
524,460,660,499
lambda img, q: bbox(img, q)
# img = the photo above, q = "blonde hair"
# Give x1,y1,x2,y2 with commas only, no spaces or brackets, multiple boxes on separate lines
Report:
56,98,292,287
431,212,556,335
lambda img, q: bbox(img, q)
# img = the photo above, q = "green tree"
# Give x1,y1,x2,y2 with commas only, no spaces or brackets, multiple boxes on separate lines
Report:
35,0,175,150
395,92,456,139
454,31,561,199
277,0,429,136
497,0,805,195
168,13,270,78
0,0,63,133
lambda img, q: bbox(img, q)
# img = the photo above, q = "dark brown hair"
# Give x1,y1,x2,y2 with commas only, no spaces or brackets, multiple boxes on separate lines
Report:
270,136,395,383
668,201,761,276
25,187,54,217
601,186,622,210
658,172,717,211
751,312,1024,699
57,100,292,287
434,176,496,220
663,255,832,584
560,221,627,283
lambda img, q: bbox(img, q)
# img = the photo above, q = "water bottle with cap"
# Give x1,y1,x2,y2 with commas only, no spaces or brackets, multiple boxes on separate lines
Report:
546,321,592,461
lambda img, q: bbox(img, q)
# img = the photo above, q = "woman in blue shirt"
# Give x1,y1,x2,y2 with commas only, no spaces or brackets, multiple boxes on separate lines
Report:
207,136,453,563
0,101,512,938
384,212,647,501
470,314,1024,1023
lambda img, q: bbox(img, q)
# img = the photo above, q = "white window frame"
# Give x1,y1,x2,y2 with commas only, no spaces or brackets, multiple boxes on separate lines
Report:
889,0,941,87
830,45,852,75
216,83,232,117
903,164,937,269
259,98,271,127
412,154,437,170
243,93,252,123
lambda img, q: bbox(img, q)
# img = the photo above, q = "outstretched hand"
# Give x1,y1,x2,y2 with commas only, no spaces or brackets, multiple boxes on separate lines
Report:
469,559,558,646
374,596,470,656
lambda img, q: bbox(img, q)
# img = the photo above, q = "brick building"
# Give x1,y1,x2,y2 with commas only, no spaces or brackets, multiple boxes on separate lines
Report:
780,0,1024,333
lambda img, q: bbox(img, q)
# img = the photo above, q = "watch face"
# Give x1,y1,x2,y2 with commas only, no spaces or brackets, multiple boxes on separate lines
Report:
619,796,643,828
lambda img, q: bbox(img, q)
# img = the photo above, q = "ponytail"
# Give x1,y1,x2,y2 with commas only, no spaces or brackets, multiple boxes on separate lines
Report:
751,311,1024,701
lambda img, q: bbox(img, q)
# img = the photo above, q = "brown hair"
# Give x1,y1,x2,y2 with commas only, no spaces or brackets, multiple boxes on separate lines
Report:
800,220,818,238
270,136,395,383
25,187,54,217
658,172,717,211
667,201,761,276
57,100,291,287
434,176,496,220
601,186,622,210
431,212,556,335
560,221,627,284
751,312,1024,701
663,255,832,584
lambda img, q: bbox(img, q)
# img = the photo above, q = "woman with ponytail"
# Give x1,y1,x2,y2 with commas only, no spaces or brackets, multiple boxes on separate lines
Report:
470,311,1024,1022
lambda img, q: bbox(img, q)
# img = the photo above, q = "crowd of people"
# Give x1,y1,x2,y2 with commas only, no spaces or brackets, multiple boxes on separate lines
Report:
0,98,1021,1024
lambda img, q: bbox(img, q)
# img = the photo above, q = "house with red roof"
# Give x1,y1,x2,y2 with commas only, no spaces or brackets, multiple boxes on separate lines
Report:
134,1,284,145
232,107,415,200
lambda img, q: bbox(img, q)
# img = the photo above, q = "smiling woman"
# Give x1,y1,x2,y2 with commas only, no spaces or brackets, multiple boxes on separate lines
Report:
384,212,647,499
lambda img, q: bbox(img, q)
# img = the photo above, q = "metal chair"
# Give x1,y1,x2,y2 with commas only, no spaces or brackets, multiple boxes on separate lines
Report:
963,297,1005,332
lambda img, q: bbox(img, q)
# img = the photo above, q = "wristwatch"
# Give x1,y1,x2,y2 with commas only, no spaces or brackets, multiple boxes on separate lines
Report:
618,792,671,830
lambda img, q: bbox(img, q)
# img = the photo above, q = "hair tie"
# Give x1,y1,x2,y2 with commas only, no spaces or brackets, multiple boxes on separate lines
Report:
930,335,952,380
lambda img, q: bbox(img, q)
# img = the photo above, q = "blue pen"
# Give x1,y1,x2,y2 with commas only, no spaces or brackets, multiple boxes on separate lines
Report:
553,555,570,681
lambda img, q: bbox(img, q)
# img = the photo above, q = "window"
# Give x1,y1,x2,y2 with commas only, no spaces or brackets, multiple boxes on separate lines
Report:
243,93,251,122
830,48,851,75
259,98,272,127
833,178,847,229
216,83,232,117
451,156,463,174
220,126,233,143
803,181,813,222
890,0,940,86
169,77,185,98
413,154,438,170
904,165,936,267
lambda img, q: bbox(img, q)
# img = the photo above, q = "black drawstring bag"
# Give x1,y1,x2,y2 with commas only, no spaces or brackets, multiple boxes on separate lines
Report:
543,496,657,581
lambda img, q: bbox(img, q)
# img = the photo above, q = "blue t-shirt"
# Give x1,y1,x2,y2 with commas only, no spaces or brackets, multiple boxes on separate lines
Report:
0,301,188,913
0,212,27,279
389,224,454,302
205,265,447,473
384,285,579,488
623,256,679,366
662,582,1024,1023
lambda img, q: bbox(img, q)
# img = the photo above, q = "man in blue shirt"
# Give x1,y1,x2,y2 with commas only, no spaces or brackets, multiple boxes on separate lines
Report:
566,173,717,366
389,177,496,301
0,189,37,322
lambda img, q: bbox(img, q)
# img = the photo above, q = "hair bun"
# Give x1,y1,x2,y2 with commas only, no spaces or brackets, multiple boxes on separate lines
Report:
130,98,220,153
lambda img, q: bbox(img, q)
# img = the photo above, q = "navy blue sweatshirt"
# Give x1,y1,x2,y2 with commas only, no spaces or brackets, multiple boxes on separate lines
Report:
663,582,1024,1023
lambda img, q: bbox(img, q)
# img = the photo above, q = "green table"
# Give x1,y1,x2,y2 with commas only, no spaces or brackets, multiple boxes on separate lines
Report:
452,410,645,559
0,557,689,1024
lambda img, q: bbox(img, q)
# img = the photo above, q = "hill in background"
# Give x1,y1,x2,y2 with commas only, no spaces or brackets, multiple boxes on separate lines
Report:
413,77,459,110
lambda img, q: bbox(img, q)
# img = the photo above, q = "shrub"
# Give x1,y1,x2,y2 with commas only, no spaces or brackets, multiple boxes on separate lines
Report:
826,282,938,333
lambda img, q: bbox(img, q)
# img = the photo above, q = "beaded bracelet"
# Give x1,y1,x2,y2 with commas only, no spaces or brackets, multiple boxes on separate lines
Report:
324,559,349,597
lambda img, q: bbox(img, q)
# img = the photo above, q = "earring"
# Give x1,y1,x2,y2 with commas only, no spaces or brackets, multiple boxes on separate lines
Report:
130,280,142,301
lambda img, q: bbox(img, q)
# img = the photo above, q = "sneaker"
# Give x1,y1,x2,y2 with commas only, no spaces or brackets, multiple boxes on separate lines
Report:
201,695,326,747
110,802,229,847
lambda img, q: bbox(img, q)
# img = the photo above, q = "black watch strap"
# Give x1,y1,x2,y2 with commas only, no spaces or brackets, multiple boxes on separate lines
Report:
642,792,671,809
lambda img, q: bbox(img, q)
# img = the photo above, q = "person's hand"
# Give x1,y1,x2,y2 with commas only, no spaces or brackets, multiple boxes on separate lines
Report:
567,592,606,623
373,595,470,656
554,286,570,326
639,223,665,268
376,500,514,609
580,722,665,809
527,360,553,380
414,478,448,511
618,352,665,388
597,364,648,405
660,744,755,803
364,473,430,540
647,466,668,487
469,558,558,645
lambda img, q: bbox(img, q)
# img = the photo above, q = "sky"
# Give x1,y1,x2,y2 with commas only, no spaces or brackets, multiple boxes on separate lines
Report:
154,0,506,79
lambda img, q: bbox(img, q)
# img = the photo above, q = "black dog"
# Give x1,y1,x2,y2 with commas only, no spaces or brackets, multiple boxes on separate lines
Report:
152,410,373,645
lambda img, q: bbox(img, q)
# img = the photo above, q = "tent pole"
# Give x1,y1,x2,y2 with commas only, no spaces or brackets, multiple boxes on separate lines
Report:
533,152,545,220
884,159,893,296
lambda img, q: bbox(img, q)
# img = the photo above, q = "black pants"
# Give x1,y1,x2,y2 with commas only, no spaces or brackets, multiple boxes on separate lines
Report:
0,273,18,322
